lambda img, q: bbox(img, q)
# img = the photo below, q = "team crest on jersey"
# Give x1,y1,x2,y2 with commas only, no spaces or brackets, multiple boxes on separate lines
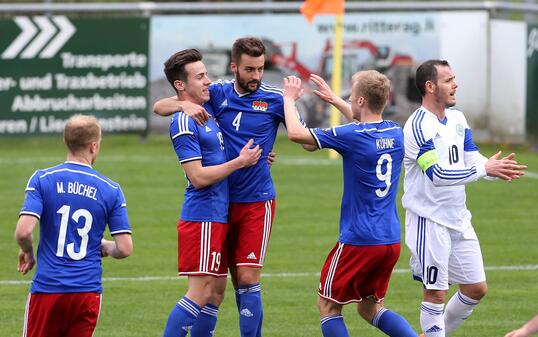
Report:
456,124,464,137
252,100,268,111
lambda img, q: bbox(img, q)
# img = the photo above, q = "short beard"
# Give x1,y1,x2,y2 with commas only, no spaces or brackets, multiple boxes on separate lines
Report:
236,74,260,93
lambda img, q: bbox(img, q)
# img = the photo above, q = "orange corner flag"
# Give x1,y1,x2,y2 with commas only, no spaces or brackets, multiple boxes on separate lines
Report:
300,0,344,23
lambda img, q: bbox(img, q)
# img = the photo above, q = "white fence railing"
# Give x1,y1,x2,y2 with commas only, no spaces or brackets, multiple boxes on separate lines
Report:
0,1,537,15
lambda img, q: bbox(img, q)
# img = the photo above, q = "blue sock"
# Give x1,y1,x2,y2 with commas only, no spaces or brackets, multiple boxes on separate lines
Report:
372,308,418,337
163,297,201,337
190,304,219,337
320,315,349,337
237,283,262,337
235,290,241,312
255,304,263,337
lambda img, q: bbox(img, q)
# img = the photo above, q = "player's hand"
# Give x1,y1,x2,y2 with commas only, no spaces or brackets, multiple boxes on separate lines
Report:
17,249,35,275
504,327,531,337
267,151,276,168
100,239,114,258
283,76,303,101
239,139,262,168
485,151,527,181
181,101,210,125
310,73,336,104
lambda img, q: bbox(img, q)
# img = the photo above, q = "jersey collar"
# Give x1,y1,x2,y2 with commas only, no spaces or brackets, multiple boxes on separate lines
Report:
65,161,92,168
232,79,256,98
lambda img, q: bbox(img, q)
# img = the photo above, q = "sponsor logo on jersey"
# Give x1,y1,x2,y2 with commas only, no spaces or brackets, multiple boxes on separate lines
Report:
252,100,268,112
247,252,257,260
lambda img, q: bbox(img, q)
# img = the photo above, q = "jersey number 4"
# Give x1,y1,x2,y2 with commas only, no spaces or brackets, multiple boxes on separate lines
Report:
56,205,93,260
232,112,242,131
375,153,393,197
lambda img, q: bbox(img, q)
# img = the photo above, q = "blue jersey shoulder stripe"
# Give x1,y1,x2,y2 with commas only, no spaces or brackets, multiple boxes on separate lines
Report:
25,170,39,191
210,79,231,86
260,83,283,94
172,113,194,139
259,86,283,96
39,169,119,189
411,109,426,146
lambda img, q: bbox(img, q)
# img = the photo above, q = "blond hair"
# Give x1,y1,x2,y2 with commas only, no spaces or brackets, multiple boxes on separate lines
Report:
63,114,101,153
351,70,390,113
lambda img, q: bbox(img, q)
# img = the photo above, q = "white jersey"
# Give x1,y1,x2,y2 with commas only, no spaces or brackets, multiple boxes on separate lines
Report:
402,106,488,231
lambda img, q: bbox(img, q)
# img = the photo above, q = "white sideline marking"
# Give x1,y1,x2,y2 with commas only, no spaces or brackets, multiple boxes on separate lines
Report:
2,264,537,286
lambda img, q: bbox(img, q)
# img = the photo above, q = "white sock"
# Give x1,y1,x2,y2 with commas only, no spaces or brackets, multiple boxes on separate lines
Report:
421,302,445,337
444,291,479,335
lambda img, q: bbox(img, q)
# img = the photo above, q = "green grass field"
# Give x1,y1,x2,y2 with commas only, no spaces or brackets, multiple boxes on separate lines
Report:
1,133,537,336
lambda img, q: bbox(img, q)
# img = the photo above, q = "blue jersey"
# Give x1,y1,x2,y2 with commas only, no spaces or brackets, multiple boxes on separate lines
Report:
311,120,404,246
170,107,228,223
208,80,285,203
20,161,131,293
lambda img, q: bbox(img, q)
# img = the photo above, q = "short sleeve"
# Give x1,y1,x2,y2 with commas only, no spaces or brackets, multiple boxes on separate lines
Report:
310,124,354,153
19,170,43,219
170,113,202,163
108,186,131,235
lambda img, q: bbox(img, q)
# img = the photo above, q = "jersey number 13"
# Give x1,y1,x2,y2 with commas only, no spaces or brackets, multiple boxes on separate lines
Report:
56,205,93,260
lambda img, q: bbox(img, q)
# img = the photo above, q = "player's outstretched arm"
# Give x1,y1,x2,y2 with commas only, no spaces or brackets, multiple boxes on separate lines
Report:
14,215,38,275
153,96,210,125
310,74,354,122
101,234,133,259
485,151,526,182
283,76,317,146
504,314,538,337
182,139,262,189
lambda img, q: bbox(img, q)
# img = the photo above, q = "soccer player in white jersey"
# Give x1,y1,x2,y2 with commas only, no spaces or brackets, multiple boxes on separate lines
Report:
402,60,526,337
160,49,261,337
283,72,417,337
15,114,133,337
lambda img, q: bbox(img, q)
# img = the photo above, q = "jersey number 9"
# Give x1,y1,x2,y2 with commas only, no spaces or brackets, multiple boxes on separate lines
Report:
375,153,393,198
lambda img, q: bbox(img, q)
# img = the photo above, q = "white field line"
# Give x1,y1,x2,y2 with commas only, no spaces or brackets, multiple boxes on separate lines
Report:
3,154,538,178
2,264,537,286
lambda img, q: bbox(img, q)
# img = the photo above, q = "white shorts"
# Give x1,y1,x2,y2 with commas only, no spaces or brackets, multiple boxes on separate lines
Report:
405,211,486,290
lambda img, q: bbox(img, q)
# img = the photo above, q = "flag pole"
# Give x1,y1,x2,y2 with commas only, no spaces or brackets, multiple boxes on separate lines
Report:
329,13,344,160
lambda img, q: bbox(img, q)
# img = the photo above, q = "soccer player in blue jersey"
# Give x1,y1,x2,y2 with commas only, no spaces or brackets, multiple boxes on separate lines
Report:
282,72,418,337
160,49,262,337
15,114,133,337
155,38,315,337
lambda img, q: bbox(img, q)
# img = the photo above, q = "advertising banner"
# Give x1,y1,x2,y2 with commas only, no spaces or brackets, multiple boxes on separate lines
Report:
0,17,149,135
150,13,440,126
